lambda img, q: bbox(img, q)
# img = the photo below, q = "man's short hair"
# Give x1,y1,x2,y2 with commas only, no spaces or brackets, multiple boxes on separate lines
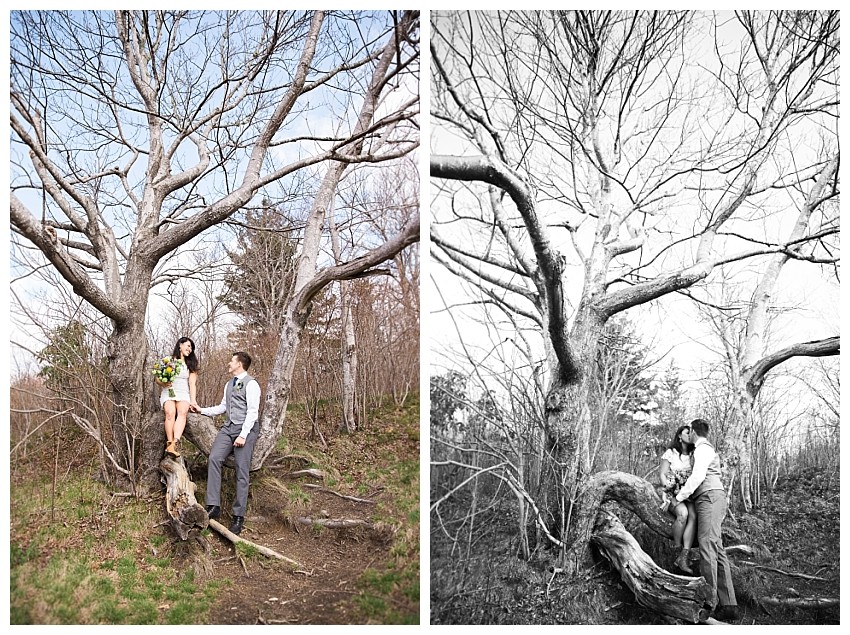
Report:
233,351,252,371
690,418,710,437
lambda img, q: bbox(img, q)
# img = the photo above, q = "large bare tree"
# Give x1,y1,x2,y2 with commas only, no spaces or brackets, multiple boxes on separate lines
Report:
430,9,838,575
10,10,419,492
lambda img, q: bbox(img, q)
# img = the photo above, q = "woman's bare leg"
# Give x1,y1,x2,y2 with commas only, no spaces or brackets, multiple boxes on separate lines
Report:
174,401,190,442
672,501,694,573
163,400,177,443
683,500,697,550
671,502,688,549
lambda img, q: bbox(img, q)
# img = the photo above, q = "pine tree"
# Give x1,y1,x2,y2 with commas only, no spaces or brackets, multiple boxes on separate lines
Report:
220,203,300,339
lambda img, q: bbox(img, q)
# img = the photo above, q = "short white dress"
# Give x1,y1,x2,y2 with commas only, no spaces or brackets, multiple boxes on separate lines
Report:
160,362,191,406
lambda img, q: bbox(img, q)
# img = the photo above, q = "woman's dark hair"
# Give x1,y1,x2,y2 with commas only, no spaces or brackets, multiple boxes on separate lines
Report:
667,424,693,455
173,337,199,373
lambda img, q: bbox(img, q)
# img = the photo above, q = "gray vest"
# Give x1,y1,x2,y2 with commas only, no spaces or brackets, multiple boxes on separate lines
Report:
225,374,256,430
693,440,724,497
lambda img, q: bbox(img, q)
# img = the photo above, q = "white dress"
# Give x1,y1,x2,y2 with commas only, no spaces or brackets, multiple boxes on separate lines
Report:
160,362,191,406
662,447,693,474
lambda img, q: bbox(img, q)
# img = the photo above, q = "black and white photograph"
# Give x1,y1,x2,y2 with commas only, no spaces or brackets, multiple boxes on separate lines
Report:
429,10,839,625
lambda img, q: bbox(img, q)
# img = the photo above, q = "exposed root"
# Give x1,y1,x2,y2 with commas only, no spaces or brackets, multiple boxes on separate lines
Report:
302,483,375,504
288,468,325,480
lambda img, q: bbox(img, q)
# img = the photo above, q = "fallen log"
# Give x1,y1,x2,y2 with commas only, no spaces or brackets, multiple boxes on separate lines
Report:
592,511,711,623
159,455,208,540
760,596,838,609
208,518,304,568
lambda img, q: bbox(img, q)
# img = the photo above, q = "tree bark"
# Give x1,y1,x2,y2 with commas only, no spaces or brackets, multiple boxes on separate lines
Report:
329,211,358,434
106,315,154,492
256,209,419,468
159,456,208,540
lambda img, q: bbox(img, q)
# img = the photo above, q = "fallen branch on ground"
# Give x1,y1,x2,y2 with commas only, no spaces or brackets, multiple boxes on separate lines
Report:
302,483,375,503
293,516,373,529
725,544,756,557
760,596,838,609
739,561,828,581
208,518,304,568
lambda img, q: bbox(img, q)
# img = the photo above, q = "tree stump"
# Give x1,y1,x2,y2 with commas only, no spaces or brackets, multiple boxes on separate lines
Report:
160,455,208,540
592,512,711,623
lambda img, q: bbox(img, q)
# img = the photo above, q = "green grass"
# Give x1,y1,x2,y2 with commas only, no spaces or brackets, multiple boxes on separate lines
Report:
287,484,312,507
235,541,261,559
9,475,226,624
347,394,420,624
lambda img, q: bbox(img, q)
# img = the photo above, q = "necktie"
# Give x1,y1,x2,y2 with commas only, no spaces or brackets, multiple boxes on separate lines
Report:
232,377,237,387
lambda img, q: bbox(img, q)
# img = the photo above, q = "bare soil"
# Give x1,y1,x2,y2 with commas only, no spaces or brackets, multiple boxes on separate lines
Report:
179,408,419,625
195,485,394,625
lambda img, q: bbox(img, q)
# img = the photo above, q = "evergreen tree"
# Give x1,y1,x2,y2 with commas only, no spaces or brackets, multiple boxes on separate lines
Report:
220,203,300,339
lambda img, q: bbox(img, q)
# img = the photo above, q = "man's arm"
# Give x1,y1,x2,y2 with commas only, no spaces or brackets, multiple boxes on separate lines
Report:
238,380,261,439
676,444,714,502
200,386,228,417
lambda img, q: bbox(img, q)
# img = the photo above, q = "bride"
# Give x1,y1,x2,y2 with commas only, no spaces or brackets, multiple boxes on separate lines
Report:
155,337,200,458
659,424,697,573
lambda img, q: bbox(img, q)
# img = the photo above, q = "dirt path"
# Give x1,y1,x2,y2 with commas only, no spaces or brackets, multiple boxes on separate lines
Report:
200,486,393,624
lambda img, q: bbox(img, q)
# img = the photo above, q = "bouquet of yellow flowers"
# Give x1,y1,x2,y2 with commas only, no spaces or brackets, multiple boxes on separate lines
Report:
152,356,183,398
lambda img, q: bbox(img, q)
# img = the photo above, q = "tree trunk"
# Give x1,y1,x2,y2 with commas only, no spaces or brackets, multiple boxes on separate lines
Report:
160,456,208,540
341,303,358,433
182,412,221,456
106,316,154,492
254,14,416,464
544,306,604,570
592,512,711,623
330,211,358,434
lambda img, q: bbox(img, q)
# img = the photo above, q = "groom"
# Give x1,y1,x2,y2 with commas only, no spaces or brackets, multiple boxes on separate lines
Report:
674,418,739,621
191,351,260,535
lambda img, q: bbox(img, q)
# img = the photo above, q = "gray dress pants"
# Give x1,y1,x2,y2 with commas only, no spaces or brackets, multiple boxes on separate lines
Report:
205,423,257,517
694,488,737,609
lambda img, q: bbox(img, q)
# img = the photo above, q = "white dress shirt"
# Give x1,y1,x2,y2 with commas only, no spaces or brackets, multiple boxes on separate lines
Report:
200,371,260,439
675,437,716,502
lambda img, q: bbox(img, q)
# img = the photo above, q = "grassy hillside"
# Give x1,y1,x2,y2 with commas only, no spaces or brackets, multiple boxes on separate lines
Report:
10,394,420,625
